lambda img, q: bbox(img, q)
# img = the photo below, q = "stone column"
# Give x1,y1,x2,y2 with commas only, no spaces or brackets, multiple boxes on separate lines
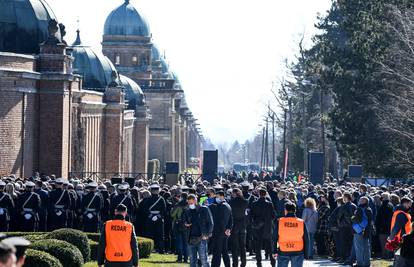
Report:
37,21,73,177
133,105,151,173
103,83,125,176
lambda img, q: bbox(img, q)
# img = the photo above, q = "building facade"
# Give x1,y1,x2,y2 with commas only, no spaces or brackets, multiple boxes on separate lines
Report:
0,0,203,178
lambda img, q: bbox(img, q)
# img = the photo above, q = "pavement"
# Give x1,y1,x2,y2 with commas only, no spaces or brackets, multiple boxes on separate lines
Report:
224,254,343,267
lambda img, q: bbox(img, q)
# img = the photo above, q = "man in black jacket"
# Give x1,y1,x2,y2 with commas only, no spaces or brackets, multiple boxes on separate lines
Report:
209,191,233,267
251,188,276,267
183,194,214,267
229,188,249,267
336,192,356,263
376,192,393,259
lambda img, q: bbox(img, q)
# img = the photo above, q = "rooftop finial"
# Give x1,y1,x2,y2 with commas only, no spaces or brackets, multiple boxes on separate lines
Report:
125,0,130,4
72,17,82,46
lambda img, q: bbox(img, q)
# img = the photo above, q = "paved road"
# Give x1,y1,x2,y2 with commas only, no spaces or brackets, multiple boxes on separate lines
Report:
218,254,343,267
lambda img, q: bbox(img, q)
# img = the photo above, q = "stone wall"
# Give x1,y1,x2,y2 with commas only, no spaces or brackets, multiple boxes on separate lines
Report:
0,52,39,178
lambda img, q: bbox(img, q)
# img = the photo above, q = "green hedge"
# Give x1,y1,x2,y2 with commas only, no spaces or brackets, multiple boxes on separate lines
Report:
1,232,46,237
31,239,84,267
138,237,154,258
88,240,98,261
24,234,46,242
23,249,63,267
86,233,153,258
45,229,90,262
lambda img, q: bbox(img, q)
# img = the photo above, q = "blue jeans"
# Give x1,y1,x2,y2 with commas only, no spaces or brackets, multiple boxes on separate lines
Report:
353,234,370,267
277,253,304,267
188,239,210,267
305,233,315,258
175,230,188,261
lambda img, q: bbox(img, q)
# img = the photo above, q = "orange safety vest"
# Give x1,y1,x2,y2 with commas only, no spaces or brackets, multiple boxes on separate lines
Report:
278,217,305,252
390,210,412,239
105,220,133,262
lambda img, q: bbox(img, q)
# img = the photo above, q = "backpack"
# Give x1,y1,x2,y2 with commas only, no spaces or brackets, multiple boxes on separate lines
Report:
352,208,368,234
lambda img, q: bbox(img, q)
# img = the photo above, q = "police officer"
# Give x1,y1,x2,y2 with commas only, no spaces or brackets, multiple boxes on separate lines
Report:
34,180,48,231
110,183,135,220
0,241,15,267
48,178,71,230
81,182,103,233
274,202,306,267
66,181,78,228
0,181,14,232
16,182,40,232
140,184,166,254
99,185,111,223
1,237,31,267
97,204,139,267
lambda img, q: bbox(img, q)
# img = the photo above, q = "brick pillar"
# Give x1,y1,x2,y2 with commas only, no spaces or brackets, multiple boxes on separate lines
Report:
133,105,151,173
37,27,72,177
103,85,125,175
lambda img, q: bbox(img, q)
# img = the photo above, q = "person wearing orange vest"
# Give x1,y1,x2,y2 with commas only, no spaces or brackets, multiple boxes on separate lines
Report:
97,204,139,267
389,197,412,267
273,202,307,267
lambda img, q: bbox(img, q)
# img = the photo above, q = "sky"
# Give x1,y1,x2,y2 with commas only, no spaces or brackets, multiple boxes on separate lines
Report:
47,0,332,145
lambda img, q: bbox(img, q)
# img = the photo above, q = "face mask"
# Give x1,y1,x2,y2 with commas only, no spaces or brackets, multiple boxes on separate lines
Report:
216,198,222,203
189,204,196,209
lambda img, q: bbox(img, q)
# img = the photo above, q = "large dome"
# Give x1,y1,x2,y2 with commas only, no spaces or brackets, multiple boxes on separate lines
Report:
0,0,61,54
119,75,145,109
104,0,150,37
71,31,118,91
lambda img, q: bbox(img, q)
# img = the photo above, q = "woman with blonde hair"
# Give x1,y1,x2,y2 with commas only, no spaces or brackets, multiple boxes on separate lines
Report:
302,197,319,259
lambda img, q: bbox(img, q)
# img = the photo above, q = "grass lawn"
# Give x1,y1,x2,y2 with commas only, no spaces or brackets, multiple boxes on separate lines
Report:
371,259,393,267
83,253,187,267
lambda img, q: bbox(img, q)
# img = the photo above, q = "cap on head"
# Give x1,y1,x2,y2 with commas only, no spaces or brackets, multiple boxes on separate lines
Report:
115,204,127,213
150,184,160,190
0,181,6,187
88,182,98,188
25,181,35,188
118,183,129,190
55,178,65,184
1,237,30,259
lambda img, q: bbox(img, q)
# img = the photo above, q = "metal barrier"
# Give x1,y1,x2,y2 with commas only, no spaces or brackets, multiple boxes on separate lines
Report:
68,172,166,183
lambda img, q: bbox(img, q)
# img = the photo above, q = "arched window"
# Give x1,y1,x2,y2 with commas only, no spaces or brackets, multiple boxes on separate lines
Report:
115,54,121,65
132,54,138,65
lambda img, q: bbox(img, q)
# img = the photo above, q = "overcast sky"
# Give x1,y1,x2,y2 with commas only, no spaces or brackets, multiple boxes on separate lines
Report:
47,0,331,145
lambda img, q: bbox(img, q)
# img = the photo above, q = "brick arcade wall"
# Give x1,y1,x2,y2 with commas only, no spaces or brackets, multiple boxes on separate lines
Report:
0,52,38,178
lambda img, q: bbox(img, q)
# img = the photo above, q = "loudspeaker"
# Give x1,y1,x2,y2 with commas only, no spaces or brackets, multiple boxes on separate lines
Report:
111,177,123,185
166,162,179,174
308,152,324,185
125,178,135,188
348,165,363,178
203,150,218,183
165,162,179,186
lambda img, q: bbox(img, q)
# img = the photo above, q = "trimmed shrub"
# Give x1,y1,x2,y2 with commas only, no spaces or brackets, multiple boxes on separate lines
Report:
138,237,154,258
23,249,62,267
86,233,100,242
1,232,46,237
31,239,83,267
86,232,153,258
24,234,46,242
88,240,98,261
45,229,90,262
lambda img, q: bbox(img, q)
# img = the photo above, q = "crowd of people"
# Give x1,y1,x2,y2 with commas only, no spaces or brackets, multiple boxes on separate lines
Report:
0,171,414,267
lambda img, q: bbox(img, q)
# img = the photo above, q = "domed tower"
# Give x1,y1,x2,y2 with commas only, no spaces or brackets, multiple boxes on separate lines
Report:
0,0,61,54
102,0,153,85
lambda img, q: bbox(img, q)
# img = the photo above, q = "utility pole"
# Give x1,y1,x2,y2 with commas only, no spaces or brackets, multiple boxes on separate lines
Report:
320,88,326,173
260,127,265,169
282,108,287,178
302,93,307,173
265,117,269,170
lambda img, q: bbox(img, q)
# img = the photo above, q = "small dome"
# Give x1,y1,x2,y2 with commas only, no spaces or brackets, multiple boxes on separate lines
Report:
152,45,161,61
119,75,145,109
0,0,61,54
71,31,118,90
104,0,150,37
